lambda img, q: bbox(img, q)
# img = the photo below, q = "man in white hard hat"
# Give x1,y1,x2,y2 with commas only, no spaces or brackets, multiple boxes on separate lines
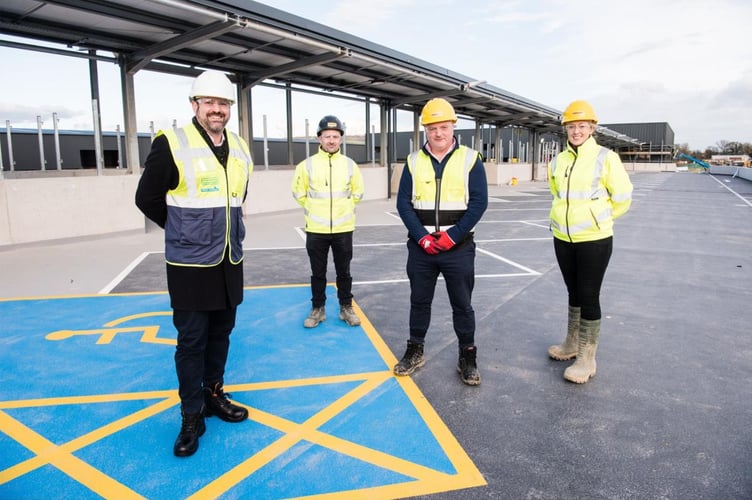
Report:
135,70,254,457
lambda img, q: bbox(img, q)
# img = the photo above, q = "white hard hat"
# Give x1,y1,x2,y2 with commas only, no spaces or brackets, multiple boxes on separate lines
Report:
189,70,235,103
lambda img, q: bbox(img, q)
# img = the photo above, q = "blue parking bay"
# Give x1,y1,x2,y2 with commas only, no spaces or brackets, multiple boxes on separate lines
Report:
0,286,485,499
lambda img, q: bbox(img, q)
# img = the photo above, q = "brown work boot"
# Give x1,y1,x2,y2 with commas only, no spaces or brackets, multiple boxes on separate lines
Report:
304,306,326,328
339,305,361,326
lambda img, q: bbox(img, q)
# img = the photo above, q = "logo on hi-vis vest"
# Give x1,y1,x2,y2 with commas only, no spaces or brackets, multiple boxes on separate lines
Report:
199,175,220,193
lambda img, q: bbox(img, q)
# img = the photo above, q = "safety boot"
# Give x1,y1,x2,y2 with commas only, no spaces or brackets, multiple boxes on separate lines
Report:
458,345,481,386
548,306,580,360
393,340,425,376
204,382,248,422
564,318,600,384
339,305,361,326
304,306,326,328
173,411,206,457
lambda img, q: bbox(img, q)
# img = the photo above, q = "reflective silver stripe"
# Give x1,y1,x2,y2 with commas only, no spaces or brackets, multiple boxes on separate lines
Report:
307,211,355,227
228,133,252,166
408,151,420,201
561,187,609,200
414,200,466,209
172,128,198,199
308,190,350,199
166,197,225,208
347,158,362,201
424,224,453,233
611,191,632,202
460,148,475,204
588,147,609,196
305,157,314,180
551,207,613,234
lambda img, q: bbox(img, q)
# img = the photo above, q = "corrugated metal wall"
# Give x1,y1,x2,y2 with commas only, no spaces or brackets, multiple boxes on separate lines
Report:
601,122,675,146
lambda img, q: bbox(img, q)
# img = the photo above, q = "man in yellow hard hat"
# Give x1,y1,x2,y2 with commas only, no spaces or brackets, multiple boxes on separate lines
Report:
394,98,488,385
135,70,253,456
546,99,633,383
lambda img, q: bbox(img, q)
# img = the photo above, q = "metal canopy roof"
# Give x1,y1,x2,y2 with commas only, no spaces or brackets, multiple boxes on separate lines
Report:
0,0,641,148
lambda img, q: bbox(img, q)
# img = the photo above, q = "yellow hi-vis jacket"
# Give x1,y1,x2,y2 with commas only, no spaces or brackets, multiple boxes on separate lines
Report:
548,136,632,243
407,145,479,233
291,147,364,234
162,125,253,266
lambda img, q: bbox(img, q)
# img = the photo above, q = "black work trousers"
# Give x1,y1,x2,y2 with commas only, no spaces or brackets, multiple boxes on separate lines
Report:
306,231,354,308
406,237,476,347
172,307,237,414
553,236,613,320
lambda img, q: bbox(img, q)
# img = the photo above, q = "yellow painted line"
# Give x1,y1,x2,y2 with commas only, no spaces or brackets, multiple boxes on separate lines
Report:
357,301,486,489
0,397,177,480
226,371,387,392
189,372,393,498
0,410,145,498
0,290,170,302
0,390,178,410
354,301,399,367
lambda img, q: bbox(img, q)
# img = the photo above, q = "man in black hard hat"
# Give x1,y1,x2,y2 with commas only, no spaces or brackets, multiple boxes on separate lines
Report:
291,115,365,328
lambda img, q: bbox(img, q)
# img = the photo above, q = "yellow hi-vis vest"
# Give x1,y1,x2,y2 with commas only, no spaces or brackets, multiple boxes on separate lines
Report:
291,148,364,234
548,136,632,243
407,145,479,233
162,125,253,266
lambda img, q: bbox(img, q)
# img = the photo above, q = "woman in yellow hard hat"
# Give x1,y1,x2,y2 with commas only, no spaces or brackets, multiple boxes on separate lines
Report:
546,100,633,383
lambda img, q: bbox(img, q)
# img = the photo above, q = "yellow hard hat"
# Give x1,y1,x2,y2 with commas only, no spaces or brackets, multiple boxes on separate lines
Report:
421,98,458,126
561,100,598,124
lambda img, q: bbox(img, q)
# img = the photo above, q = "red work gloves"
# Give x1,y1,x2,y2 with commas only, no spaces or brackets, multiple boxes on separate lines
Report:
418,231,455,254
433,231,455,251
419,234,440,255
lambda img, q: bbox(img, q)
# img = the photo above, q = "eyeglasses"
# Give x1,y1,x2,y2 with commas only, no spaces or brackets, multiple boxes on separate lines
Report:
565,123,592,132
193,97,232,108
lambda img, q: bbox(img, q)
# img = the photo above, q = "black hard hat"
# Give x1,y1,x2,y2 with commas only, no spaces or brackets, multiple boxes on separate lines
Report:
317,115,344,136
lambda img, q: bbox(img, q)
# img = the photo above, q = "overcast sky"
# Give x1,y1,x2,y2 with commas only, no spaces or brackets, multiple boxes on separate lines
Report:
1,0,750,151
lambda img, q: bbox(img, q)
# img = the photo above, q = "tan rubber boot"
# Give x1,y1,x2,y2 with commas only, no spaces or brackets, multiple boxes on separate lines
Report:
548,306,580,360
564,318,600,384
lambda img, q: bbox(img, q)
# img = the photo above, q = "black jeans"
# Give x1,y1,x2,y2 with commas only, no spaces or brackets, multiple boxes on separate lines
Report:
406,237,476,347
553,236,613,320
305,231,354,308
172,307,237,414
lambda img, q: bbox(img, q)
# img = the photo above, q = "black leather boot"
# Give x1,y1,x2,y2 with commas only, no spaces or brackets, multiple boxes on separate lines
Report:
204,382,249,422
458,345,481,386
173,411,206,457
